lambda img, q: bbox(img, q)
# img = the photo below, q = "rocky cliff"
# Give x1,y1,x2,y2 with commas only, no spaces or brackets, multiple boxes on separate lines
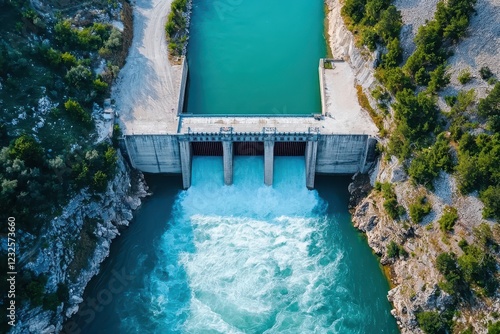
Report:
12,153,148,333
326,0,500,333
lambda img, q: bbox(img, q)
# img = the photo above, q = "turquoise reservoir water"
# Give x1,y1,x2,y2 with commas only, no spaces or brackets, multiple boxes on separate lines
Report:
70,158,398,333
185,0,326,114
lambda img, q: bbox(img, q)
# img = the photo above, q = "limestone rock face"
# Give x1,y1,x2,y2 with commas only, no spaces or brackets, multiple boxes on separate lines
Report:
12,154,149,334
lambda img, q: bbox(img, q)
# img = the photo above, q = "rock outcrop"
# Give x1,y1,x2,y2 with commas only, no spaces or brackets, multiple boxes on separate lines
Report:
12,153,149,333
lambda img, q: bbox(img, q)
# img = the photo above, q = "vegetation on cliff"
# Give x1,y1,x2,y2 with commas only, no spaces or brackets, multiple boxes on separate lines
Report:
0,0,132,329
343,0,500,332
165,0,189,57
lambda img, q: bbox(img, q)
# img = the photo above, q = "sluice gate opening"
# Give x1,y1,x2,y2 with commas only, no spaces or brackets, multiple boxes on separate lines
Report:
274,142,306,156
192,142,223,156
234,142,264,156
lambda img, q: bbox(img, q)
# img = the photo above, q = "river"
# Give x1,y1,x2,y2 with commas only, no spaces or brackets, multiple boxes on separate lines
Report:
69,158,397,333
67,0,398,332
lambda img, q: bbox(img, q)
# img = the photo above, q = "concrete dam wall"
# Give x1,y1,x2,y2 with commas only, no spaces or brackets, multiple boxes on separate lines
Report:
123,132,377,189
120,59,380,189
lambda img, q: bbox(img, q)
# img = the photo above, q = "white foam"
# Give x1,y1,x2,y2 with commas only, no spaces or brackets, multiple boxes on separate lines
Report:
125,157,365,333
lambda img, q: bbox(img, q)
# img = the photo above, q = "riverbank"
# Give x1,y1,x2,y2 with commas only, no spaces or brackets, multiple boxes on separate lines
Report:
327,0,500,332
12,154,149,333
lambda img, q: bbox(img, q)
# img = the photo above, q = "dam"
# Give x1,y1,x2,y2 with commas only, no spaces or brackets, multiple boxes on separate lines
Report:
120,59,379,189
71,1,399,332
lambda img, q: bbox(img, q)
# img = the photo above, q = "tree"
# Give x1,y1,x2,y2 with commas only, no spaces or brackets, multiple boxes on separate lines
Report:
438,206,458,232
64,99,92,126
65,65,92,88
92,170,108,192
381,38,402,68
9,134,44,167
478,82,500,132
480,185,500,220
427,65,450,92
417,311,448,334
489,321,500,334
375,5,402,43
390,90,438,157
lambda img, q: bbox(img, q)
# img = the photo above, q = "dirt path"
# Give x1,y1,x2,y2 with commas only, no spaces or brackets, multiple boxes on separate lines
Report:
113,0,181,135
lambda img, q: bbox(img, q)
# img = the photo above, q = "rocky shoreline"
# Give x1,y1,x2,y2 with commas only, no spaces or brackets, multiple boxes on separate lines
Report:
328,0,500,332
12,153,149,333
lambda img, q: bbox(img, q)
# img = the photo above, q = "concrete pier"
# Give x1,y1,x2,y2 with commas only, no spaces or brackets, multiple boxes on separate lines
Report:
222,141,233,185
305,141,318,189
179,140,192,189
264,140,274,186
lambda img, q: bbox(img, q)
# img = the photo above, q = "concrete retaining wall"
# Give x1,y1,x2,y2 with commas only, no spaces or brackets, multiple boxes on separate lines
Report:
177,57,189,115
124,135,181,173
316,134,373,174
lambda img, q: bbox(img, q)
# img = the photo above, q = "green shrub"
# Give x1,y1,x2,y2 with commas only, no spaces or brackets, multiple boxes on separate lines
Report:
9,134,44,167
428,65,450,92
389,90,438,159
64,99,92,126
480,185,500,220
436,252,464,295
61,52,77,67
408,133,453,188
489,321,500,334
387,240,408,259
444,95,457,107
458,69,472,84
480,66,493,80
438,206,458,232
417,311,449,334
458,245,497,295
478,82,500,132
65,64,92,88
378,182,405,220
112,124,122,148
409,196,432,223
93,78,109,95
93,170,108,191
164,0,188,56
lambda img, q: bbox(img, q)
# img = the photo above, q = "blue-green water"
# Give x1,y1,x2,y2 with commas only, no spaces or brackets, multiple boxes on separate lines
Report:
185,0,326,114
69,157,398,333
67,1,399,332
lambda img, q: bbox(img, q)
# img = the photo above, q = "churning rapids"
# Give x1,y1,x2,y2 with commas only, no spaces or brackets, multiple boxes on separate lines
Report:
72,157,397,333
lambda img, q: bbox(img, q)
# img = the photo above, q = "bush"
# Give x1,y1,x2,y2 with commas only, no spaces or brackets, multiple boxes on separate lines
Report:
61,52,77,67
458,245,497,295
408,133,453,188
64,99,92,126
436,252,465,296
428,65,450,93
93,78,109,95
478,82,500,132
389,90,438,159
444,95,457,107
65,64,92,88
387,240,408,259
379,182,405,220
480,185,500,220
9,134,44,167
417,311,449,334
112,124,122,148
438,206,458,232
458,69,472,84
480,66,493,80
489,321,500,334
409,196,432,223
